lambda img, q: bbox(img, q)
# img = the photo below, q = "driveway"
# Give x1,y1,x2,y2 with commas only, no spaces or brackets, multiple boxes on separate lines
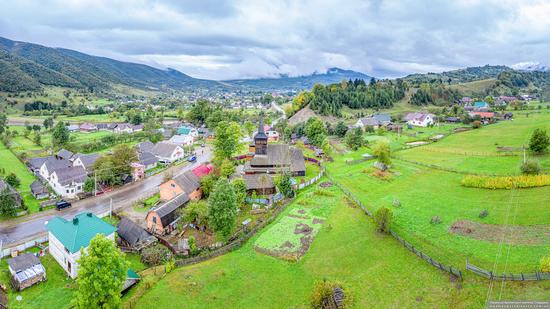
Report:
0,146,212,247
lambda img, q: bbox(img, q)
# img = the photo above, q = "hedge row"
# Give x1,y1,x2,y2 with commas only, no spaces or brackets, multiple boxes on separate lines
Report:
461,175,550,189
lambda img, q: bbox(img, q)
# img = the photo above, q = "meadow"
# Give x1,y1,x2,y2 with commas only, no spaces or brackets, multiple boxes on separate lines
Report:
131,183,549,308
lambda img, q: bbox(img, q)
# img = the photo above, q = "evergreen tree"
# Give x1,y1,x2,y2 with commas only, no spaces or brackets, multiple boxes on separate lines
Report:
208,178,238,237
529,128,550,153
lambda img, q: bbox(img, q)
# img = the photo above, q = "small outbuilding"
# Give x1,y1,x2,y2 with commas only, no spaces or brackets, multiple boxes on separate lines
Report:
7,253,46,291
117,217,157,250
30,180,49,199
122,269,140,293
244,174,276,196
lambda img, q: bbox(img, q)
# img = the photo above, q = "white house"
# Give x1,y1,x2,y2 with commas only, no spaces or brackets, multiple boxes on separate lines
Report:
39,157,71,181
114,123,144,134
151,142,185,164
46,212,116,278
404,112,435,127
49,166,87,198
169,135,194,147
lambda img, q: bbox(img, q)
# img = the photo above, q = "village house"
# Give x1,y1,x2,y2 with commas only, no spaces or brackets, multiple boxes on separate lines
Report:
177,126,199,139
159,170,201,202
79,122,98,133
130,162,145,181
48,166,87,198
245,115,306,176
465,101,490,112
7,253,46,291
39,157,71,181
137,151,158,170
146,193,190,235
117,217,157,250
46,212,117,278
72,153,100,173
57,149,74,160
135,140,154,154
469,111,495,124
355,114,392,129
403,112,435,127
27,156,50,175
114,123,144,134
151,142,184,164
169,134,194,147
30,180,49,199
66,124,79,132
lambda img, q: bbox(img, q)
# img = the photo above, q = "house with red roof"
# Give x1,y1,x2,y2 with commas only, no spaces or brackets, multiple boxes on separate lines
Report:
191,164,214,178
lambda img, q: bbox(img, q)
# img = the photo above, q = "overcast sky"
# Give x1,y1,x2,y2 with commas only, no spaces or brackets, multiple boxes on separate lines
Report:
1,0,549,80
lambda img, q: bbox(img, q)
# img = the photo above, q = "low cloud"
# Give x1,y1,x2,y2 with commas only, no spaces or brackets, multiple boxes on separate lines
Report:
0,0,549,80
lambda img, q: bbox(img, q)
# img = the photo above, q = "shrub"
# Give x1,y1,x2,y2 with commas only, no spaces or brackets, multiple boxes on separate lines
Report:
461,175,550,189
430,216,441,225
471,121,482,129
541,254,550,273
141,244,173,266
310,280,352,309
529,128,550,153
479,210,489,218
374,207,393,233
521,159,542,175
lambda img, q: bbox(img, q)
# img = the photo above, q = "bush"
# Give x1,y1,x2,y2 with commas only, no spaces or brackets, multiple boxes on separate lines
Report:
471,121,481,129
310,280,352,309
479,210,489,218
521,159,542,175
430,216,441,225
529,128,550,153
374,207,393,233
541,254,550,273
140,244,173,266
461,175,550,189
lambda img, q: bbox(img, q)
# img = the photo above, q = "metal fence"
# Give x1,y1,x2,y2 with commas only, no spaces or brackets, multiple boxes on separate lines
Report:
466,262,550,281
325,170,463,280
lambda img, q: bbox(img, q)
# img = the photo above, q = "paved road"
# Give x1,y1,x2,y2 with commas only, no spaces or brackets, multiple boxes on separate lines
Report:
270,102,286,126
0,146,212,247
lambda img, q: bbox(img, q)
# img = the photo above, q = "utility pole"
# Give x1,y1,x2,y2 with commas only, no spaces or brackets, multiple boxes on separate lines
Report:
110,198,113,219
94,171,97,196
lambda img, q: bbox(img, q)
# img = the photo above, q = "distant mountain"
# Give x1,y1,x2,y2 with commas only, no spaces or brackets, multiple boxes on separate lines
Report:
403,65,513,85
0,36,221,92
511,62,550,72
226,67,374,92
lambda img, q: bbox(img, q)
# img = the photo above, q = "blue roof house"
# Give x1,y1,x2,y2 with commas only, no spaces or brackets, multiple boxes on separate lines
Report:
46,212,117,278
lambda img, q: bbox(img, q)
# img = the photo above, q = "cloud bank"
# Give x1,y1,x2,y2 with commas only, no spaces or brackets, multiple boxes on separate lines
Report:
1,0,549,80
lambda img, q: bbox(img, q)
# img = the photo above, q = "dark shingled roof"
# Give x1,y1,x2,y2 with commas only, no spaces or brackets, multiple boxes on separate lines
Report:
57,149,74,160
44,157,71,173
7,253,42,273
117,217,154,247
247,144,305,174
151,142,180,158
28,156,51,171
243,174,275,190
53,166,87,185
139,152,158,166
30,180,47,195
173,170,200,195
73,153,100,170
152,193,190,226
136,141,154,153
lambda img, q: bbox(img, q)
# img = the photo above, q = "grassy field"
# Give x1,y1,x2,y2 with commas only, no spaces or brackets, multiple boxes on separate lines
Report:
131,183,549,308
0,141,41,213
396,112,550,175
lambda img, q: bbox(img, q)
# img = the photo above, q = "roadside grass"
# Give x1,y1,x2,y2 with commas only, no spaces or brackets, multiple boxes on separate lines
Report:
0,141,41,214
133,194,160,213
131,182,549,308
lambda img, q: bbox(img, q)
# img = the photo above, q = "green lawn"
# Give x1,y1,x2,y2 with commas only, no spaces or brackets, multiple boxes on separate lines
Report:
0,141,41,214
131,183,549,308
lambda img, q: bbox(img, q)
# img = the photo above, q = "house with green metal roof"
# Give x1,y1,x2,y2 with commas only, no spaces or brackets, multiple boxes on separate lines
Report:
177,126,198,137
46,212,117,278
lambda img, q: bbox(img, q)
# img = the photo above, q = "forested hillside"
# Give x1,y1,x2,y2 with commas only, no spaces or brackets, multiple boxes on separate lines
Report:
291,79,407,116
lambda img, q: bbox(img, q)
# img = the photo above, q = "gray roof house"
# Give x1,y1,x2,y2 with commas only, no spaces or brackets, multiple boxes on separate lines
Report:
27,156,51,174
56,149,74,160
135,141,154,153
49,166,87,198
138,152,158,169
146,193,190,234
151,142,184,163
72,153,100,172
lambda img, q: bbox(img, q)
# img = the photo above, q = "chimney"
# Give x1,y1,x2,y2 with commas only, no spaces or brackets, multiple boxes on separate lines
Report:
72,217,79,225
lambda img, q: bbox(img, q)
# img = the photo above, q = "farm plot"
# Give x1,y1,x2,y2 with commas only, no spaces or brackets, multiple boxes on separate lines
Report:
254,189,334,261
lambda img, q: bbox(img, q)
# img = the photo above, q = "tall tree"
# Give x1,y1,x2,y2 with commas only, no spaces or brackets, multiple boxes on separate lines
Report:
0,114,7,134
304,117,327,146
372,141,391,165
0,188,18,217
344,127,364,150
529,128,550,154
208,178,238,237
213,121,241,163
51,121,70,147
73,234,128,308
111,144,138,175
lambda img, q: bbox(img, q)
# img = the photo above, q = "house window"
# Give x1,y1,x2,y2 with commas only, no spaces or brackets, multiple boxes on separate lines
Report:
171,183,176,188
77,186,81,190
66,189,70,193
152,217,157,223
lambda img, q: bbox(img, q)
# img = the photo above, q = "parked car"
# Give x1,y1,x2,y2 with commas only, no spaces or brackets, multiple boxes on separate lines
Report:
55,200,72,211
187,155,197,162
200,143,205,148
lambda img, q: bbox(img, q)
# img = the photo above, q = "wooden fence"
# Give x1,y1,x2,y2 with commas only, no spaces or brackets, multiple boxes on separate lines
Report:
325,170,463,280
466,262,550,281
293,168,325,190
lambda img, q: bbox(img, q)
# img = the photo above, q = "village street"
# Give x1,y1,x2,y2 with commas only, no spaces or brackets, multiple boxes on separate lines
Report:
0,146,212,248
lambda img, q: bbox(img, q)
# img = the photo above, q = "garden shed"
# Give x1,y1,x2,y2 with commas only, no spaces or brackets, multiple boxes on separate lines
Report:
117,217,157,250
7,253,46,291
